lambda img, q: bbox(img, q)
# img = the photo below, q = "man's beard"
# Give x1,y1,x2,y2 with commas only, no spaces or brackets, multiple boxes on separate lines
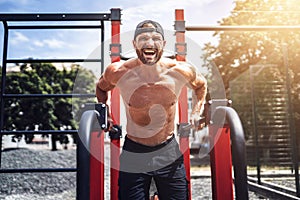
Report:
136,48,163,65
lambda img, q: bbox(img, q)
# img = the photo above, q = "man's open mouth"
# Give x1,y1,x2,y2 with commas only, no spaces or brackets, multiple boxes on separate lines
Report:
143,48,157,58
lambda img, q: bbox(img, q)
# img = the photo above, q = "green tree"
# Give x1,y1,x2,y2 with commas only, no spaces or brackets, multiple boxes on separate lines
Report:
203,0,300,160
204,0,300,93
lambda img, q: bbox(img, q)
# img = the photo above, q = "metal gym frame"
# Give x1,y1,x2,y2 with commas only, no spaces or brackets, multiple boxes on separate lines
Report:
174,8,300,199
0,8,248,200
0,8,121,174
1,7,299,200
175,9,249,200
75,8,249,199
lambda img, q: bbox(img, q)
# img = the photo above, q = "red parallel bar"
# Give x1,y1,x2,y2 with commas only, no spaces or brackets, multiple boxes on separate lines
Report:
111,20,121,63
175,9,192,200
209,125,233,200
90,131,105,200
110,18,121,200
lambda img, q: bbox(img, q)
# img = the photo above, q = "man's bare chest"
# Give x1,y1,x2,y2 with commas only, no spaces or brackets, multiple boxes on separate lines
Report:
128,83,177,109
117,70,181,108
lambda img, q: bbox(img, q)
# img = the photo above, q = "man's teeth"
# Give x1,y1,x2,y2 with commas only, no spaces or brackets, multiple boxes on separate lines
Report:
144,49,155,54
145,50,154,53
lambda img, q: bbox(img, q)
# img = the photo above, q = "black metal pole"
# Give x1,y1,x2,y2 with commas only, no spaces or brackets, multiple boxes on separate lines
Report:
185,25,300,31
100,20,105,74
250,67,261,184
282,43,300,197
0,21,9,167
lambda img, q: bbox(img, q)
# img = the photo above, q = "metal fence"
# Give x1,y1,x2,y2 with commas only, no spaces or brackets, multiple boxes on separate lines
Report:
0,8,121,174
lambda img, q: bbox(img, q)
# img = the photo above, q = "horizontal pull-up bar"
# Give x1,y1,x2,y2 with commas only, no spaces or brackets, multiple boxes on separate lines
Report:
186,25,300,31
0,168,76,173
2,93,95,99
6,58,102,63
2,130,78,135
0,8,121,22
8,25,102,29
0,13,111,21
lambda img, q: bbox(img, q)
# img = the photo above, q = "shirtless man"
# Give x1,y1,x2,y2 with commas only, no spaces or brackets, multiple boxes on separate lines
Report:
96,20,207,200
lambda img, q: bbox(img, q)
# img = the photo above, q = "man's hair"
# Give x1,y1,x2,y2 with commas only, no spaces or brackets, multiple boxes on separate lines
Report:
134,20,164,40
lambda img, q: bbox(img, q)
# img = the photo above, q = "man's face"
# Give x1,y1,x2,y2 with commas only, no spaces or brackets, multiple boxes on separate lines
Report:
133,31,166,65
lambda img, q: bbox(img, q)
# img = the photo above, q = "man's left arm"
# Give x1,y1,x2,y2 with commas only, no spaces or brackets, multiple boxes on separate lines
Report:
189,67,207,129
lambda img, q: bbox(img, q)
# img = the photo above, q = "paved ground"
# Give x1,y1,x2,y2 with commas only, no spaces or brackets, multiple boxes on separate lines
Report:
0,140,292,199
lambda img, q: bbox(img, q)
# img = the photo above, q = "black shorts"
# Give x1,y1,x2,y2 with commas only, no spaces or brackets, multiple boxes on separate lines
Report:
118,135,189,200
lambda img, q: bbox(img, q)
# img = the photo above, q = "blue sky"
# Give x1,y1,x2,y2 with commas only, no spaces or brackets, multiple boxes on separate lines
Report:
0,0,235,67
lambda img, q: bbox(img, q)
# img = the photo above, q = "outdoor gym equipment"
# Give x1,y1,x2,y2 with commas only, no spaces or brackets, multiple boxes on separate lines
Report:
75,9,249,200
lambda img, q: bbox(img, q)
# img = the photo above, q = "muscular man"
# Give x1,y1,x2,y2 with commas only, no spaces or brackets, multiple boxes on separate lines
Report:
96,20,207,200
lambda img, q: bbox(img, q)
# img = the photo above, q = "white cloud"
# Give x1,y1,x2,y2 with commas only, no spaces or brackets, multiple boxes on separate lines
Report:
1,0,31,5
118,0,233,37
9,31,67,50
33,40,44,47
10,32,29,45
43,38,65,49
117,0,232,50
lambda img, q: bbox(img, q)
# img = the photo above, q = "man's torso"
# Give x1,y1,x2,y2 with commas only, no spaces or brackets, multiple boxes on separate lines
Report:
114,58,188,146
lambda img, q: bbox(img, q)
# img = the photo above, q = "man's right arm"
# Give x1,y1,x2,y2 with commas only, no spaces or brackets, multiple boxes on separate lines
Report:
95,64,117,103
96,79,109,103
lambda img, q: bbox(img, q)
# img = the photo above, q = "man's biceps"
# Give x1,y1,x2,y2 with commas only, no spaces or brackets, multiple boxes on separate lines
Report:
98,79,115,91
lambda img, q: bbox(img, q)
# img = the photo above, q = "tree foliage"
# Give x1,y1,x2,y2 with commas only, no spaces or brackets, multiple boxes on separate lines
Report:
204,0,300,93
203,0,300,156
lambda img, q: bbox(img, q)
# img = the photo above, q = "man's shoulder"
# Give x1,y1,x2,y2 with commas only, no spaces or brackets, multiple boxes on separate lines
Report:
107,60,126,69
160,58,193,73
105,59,132,73
110,58,139,69
160,57,177,67
160,57,192,68
167,59,197,80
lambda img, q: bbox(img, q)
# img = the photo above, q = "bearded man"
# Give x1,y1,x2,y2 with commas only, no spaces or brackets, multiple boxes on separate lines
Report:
96,20,207,200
